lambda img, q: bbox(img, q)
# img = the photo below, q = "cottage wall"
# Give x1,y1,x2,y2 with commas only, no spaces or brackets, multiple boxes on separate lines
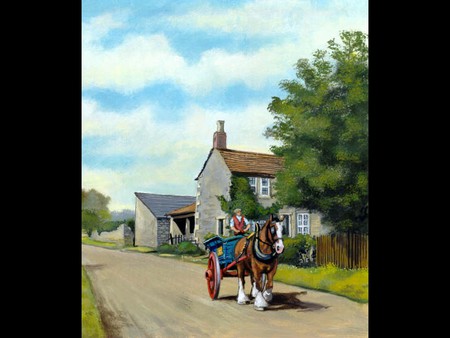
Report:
195,149,231,244
157,218,170,246
135,198,158,247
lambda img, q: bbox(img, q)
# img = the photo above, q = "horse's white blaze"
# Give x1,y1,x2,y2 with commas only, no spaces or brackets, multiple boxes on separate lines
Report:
254,291,268,308
275,222,285,254
263,287,273,302
237,279,249,304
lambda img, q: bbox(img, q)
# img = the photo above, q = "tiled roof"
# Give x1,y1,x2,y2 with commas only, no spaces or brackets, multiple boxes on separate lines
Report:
219,149,284,177
166,202,196,216
134,192,196,218
196,148,284,179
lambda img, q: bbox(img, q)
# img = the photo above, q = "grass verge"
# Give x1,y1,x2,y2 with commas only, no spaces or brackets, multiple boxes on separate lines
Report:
82,266,105,338
275,263,368,303
82,237,117,248
82,237,156,253
123,246,157,253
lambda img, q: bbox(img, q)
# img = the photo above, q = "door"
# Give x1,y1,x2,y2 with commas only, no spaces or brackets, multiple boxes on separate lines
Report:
282,215,290,237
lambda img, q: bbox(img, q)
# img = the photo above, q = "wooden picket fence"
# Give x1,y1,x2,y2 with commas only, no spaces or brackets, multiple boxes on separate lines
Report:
316,233,368,269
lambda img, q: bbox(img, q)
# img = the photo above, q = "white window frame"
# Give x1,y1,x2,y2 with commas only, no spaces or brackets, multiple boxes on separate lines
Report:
248,177,256,194
259,177,270,196
297,213,310,235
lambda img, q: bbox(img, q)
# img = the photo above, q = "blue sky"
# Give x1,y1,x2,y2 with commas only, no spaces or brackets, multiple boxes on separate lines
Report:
82,0,368,211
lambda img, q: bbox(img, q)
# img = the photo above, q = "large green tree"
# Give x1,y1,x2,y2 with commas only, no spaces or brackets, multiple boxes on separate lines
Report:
265,31,368,233
81,188,111,236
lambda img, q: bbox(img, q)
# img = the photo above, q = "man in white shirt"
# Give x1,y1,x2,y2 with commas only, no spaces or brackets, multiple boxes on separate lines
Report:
230,208,251,235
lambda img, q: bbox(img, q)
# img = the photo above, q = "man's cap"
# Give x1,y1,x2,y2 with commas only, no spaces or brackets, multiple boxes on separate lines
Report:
233,208,241,213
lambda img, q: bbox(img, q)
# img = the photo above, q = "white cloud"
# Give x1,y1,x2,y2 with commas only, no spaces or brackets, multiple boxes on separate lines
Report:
82,31,300,95
82,99,280,210
167,0,368,37
82,1,367,95
82,11,128,44
181,43,301,95
82,33,187,94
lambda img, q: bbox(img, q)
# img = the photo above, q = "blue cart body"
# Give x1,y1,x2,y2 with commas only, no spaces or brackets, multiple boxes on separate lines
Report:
203,235,244,268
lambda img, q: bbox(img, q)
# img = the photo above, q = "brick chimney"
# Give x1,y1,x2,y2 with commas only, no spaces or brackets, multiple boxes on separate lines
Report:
213,120,227,149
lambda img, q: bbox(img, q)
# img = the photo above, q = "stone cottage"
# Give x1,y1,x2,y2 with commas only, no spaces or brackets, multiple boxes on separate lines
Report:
193,120,331,245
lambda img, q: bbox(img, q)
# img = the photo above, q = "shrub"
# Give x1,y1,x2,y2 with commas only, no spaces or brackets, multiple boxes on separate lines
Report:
177,241,204,255
157,243,177,254
279,234,317,267
97,220,123,233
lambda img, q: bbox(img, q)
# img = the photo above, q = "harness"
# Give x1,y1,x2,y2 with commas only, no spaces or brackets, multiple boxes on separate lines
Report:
234,232,255,262
253,222,281,263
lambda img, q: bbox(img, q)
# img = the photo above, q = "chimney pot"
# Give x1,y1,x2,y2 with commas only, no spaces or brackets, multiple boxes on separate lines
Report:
217,120,225,132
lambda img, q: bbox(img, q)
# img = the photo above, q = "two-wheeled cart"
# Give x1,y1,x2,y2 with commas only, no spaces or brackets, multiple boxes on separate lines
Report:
203,235,251,300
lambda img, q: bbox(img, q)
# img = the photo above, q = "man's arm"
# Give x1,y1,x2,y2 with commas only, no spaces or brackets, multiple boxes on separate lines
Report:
243,218,251,232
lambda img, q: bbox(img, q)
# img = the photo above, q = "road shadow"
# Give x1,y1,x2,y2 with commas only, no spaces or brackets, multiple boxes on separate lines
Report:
219,291,329,312
268,292,329,312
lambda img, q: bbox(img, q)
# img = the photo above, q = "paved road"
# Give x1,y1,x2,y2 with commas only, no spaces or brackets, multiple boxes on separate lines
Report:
82,245,368,338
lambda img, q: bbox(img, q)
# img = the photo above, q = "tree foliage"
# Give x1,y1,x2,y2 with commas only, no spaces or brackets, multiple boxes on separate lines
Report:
217,175,281,221
265,31,368,233
81,188,112,236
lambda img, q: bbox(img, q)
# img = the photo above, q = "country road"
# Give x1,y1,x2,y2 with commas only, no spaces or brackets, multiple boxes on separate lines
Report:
82,245,368,338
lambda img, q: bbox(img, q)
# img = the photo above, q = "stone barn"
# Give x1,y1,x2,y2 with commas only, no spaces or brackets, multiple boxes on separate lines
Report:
134,192,196,247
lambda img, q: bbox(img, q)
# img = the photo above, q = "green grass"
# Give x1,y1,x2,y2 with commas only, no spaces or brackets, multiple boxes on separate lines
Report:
275,263,368,303
82,237,118,248
82,266,105,338
123,246,156,253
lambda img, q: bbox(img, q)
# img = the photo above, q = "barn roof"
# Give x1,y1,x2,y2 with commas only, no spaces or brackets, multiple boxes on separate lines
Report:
195,148,284,180
166,202,196,216
134,192,196,218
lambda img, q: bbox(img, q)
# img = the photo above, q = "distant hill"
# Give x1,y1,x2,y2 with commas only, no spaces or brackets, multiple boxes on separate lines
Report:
110,209,135,221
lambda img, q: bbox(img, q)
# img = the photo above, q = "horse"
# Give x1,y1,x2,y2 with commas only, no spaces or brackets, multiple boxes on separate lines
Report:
233,214,285,311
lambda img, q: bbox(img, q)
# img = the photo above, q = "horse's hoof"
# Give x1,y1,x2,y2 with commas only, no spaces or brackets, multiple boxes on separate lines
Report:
263,290,273,302
237,300,247,305
254,306,265,311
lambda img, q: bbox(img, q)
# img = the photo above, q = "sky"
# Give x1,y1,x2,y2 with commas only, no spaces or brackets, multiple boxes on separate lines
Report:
82,0,368,212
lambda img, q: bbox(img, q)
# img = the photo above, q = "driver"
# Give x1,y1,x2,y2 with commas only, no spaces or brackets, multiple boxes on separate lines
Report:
230,208,251,235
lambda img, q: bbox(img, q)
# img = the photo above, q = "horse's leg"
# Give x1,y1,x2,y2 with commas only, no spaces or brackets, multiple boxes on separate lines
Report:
253,269,269,310
236,263,250,304
250,271,258,298
263,260,278,302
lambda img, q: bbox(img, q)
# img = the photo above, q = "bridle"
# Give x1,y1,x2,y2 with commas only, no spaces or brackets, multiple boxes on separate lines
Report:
257,221,280,247
253,220,283,262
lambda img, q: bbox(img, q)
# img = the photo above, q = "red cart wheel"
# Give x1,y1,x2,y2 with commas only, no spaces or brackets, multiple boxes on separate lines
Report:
205,251,221,300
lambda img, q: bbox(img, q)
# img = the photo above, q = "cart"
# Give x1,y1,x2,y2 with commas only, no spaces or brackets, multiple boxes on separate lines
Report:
203,235,251,300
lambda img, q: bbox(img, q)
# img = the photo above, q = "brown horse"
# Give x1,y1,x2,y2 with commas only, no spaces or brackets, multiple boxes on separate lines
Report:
233,214,285,310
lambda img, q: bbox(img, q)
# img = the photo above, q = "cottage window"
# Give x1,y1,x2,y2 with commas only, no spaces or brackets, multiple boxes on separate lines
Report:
248,177,256,193
297,213,310,235
260,178,270,196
